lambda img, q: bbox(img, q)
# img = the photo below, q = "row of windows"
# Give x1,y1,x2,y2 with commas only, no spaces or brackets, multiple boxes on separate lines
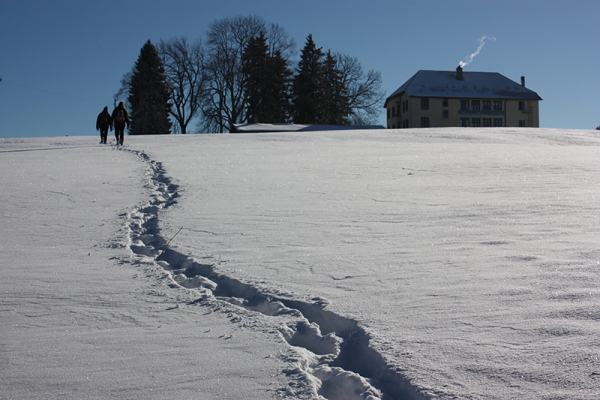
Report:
423,117,506,127
390,98,510,118
422,117,507,127
389,98,532,121
423,98,504,111
390,98,505,116
389,117,509,129
460,118,503,127
460,100,503,111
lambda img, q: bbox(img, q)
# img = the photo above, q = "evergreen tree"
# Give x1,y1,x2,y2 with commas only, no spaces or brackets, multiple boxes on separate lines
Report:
242,33,292,123
265,50,292,122
242,33,270,123
322,51,350,125
292,35,325,124
292,36,353,125
128,40,172,135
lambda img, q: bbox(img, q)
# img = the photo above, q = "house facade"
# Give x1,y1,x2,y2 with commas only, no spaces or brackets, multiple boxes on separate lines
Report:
384,67,542,129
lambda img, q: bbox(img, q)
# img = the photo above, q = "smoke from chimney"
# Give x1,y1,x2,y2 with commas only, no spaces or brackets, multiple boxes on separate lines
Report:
459,36,496,68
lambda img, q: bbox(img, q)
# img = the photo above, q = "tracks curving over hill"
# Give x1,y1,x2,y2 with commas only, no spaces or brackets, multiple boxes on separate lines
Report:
120,146,427,400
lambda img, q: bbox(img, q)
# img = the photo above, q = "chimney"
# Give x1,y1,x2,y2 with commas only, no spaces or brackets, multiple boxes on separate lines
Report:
520,76,525,87
456,65,463,81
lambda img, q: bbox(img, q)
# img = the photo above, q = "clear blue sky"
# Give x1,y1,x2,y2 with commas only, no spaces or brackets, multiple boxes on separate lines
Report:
1,0,598,138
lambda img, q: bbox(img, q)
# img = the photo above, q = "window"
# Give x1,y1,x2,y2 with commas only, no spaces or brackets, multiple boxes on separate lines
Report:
519,120,526,127
443,98,449,107
472,118,481,127
421,98,429,110
442,110,449,119
493,118,503,127
518,101,525,111
472,100,480,111
493,101,502,111
421,117,430,128
483,118,492,127
483,100,491,111
387,108,390,119
460,100,470,111
460,118,470,127
402,100,409,113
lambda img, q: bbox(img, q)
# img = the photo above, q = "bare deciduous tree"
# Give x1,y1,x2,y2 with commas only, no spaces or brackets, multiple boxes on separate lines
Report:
158,36,207,134
335,53,385,125
114,71,132,108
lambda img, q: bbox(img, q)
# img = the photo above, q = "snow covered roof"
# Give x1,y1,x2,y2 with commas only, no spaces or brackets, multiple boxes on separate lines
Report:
232,123,384,133
385,69,542,106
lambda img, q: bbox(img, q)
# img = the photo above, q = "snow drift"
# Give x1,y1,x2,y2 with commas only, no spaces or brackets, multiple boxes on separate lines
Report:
1,128,599,399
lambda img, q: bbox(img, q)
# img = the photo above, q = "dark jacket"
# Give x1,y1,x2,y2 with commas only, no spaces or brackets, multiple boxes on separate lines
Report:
96,107,111,130
111,103,130,128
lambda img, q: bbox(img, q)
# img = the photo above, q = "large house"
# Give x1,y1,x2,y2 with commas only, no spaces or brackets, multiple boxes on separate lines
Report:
384,66,542,129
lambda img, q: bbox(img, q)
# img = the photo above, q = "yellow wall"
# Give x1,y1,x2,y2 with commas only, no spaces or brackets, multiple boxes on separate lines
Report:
386,95,539,128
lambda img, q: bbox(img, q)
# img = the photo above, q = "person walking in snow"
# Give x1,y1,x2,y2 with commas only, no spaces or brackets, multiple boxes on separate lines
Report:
96,106,111,144
111,102,130,146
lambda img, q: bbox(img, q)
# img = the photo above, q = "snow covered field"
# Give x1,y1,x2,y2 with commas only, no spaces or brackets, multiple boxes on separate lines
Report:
1,128,599,399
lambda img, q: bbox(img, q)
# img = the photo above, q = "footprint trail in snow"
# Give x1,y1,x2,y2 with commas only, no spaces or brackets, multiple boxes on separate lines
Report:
120,147,427,400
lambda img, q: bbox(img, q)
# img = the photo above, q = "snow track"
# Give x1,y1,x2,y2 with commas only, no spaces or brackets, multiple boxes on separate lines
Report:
121,147,427,400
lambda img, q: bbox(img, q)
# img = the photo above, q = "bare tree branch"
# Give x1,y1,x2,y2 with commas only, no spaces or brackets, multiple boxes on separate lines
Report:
335,53,386,125
158,36,207,134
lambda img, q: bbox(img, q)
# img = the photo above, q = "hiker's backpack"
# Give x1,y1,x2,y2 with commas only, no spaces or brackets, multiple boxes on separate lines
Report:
115,109,125,124
99,112,109,124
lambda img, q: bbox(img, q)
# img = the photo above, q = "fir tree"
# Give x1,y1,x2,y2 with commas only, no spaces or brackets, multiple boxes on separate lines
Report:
265,50,292,123
322,51,350,125
242,33,292,123
292,36,353,125
128,40,172,135
242,33,270,123
292,35,325,124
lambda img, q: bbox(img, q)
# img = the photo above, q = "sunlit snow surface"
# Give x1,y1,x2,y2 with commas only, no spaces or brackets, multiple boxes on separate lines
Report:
1,128,599,399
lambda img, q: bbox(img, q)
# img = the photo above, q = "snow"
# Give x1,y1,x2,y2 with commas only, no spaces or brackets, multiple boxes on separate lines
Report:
1,128,599,399
233,123,385,133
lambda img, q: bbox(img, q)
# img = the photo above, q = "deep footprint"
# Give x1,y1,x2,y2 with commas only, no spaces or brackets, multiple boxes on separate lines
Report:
121,147,428,400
